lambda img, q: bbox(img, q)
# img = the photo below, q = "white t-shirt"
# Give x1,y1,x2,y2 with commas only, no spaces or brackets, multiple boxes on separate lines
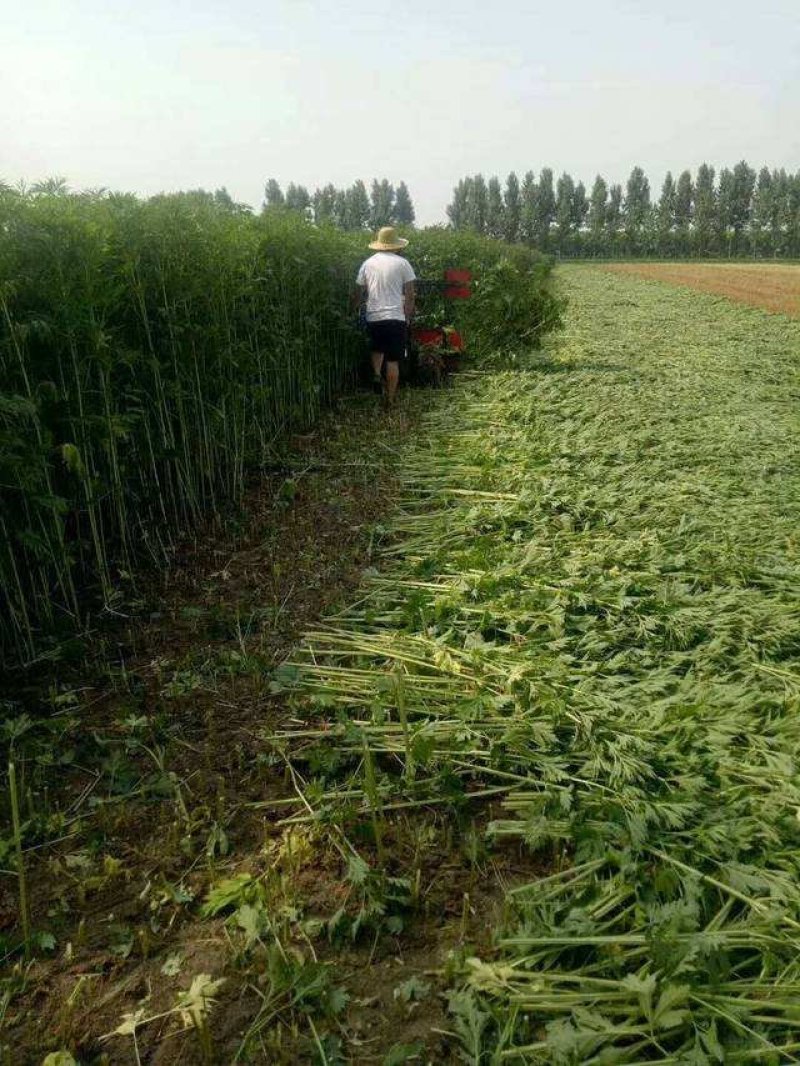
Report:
356,252,416,323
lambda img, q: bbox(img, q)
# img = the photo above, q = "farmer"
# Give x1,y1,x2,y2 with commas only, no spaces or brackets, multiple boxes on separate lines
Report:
355,226,416,406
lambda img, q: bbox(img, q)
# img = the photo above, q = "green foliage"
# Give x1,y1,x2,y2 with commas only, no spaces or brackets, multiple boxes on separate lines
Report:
263,178,285,208
201,872,262,917
447,161,800,258
624,164,651,249
502,172,520,244
519,170,536,245
447,990,490,1065
236,942,348,1059
0,190,366,664
370,179,396,228
587,174,608,251
534,168,556,249
404,227,562,354
485,177,504,240
0,191,559,665
459,258,566,354
278,267,800,1060
382,1042,424,1065
393,975,430,1003
268,176,415,230
554,171,576,247
327,850,412,941
394,181,415,226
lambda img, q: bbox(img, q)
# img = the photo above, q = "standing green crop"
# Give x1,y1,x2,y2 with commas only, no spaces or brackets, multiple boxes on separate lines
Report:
0,192,557,667
0,191,363,664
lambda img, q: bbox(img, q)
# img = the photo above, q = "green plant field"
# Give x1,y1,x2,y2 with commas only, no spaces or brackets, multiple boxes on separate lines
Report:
0,191,362,666
0,191,559,668
274,266,800,1061
4,262,800,1064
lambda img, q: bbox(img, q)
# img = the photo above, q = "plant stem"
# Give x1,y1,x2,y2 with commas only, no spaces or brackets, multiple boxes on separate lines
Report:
8,762,30,958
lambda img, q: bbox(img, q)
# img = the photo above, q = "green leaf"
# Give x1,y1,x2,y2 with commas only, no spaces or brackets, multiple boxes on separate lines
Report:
269,662,301,694
175,973,225,1028
60,443,85,478
346,853,370,886
654,983,690,1030
393,976,431,1003
328,984,349,1016
160,952,184,976
383,1042,424,1065
35,931,57,952
699,1019,725,1062
107,924,134,959
236,902,266,947
620,971,656,1020
447,990,488,1063
200,873,258,917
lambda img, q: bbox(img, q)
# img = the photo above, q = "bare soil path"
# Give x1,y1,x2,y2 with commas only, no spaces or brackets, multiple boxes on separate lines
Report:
605,260,800,316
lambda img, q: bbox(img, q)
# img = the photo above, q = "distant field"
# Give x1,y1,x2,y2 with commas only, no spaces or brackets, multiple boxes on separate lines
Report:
603,261,800,317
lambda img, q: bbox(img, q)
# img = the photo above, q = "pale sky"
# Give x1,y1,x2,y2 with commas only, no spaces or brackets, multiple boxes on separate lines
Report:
2,0,798,225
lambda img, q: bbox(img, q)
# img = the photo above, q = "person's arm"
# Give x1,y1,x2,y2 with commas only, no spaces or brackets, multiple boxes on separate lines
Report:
352,283,366,313
403,280,415,323
353,262,368,313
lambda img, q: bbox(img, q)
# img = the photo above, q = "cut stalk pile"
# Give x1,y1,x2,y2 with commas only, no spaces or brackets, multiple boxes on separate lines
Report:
273,269,800,1061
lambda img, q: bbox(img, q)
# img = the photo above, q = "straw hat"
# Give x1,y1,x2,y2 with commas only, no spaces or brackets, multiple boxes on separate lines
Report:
369,226,409,251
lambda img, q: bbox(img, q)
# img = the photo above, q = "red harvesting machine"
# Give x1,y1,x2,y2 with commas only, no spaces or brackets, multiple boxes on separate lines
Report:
409,268,472,379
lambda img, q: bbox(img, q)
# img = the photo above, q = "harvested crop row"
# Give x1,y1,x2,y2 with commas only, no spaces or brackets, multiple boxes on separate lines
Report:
276,266,800,1060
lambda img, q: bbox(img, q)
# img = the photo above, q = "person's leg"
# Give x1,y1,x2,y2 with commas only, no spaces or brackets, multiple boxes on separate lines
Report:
385,359,400,404
383,321,405,406
367,322,384,387
370,351,384,381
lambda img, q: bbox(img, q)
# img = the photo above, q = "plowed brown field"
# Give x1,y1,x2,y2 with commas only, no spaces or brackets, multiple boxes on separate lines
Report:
605,262,800,317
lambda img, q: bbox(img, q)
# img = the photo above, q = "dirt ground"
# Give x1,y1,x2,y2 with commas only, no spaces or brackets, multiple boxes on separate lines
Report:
604,261,800,317
1,391,539,1065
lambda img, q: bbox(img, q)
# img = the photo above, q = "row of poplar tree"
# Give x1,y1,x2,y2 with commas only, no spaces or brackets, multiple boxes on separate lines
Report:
447,163,800,258
263,178,415,230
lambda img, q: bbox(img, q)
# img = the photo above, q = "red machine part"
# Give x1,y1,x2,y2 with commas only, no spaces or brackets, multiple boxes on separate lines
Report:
413,327,445,347
444,268,472,300
410,268,470,354
410,327,465,350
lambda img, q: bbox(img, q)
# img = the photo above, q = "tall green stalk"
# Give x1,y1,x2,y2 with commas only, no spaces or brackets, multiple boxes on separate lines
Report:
8,762,30,958
0,189,552,665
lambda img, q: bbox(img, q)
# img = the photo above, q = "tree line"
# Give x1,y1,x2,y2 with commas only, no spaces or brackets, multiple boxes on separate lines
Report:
447,163,800,258
263,178,415,230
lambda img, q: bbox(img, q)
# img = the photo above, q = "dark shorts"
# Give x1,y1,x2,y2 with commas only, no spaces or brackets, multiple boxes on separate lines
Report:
367,320,407,362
